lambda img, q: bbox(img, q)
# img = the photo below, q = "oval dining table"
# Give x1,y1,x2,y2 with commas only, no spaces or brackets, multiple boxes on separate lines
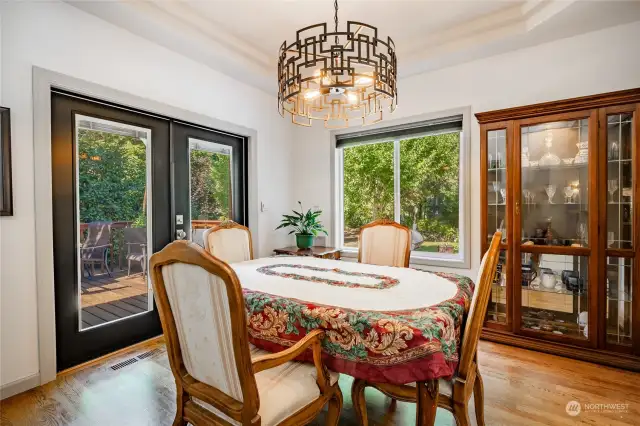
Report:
231,255,475,426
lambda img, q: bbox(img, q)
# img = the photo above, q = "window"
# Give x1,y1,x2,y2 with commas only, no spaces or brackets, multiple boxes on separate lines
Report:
335,113,469,268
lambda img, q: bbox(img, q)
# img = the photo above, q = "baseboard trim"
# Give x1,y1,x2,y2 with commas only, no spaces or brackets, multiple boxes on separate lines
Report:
0,373,41,400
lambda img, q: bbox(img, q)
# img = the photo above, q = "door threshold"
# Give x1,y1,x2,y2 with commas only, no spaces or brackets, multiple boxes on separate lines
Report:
58,335,164,378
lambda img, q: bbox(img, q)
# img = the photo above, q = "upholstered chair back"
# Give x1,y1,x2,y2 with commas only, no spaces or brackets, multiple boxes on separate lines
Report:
457,231,502,379
203,221,253,264
358,219,411,267
150,241,260,424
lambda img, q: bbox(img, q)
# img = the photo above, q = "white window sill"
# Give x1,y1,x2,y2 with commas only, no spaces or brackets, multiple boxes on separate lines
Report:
338,248,469,269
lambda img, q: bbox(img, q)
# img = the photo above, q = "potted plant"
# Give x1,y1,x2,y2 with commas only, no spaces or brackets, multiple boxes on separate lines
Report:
276,202,328,249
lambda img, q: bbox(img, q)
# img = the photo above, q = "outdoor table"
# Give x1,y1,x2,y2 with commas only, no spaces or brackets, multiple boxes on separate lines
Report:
231,256,475,425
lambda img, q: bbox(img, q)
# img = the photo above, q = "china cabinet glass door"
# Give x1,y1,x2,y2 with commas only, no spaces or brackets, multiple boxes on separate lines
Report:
600,106,638,353
515,111,597,346
482,124,511,329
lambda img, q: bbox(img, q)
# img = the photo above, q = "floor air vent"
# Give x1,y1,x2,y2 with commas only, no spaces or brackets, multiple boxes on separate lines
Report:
110,357,139,371
137,349,161,360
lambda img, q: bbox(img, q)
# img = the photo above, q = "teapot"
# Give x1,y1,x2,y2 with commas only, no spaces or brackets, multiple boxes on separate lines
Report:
541,271,557,289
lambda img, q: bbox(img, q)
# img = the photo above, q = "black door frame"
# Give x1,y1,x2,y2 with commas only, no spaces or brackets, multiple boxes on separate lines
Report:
52,91,171,370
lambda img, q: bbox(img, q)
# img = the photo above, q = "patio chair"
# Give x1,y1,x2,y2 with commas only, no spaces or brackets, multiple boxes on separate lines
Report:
124,227,148,278
150,241,342,426
81,221,112,278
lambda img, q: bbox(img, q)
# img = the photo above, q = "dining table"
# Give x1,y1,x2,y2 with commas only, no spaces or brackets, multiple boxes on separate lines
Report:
230,255,475,425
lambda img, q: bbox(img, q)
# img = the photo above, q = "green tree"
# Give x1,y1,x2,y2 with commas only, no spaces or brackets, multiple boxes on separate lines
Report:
342,132,460,247
190,150,231,220
77,129,147,224
343,141,394,230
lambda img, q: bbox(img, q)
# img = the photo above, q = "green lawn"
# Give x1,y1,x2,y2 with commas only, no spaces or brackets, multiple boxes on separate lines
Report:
415,241,459,253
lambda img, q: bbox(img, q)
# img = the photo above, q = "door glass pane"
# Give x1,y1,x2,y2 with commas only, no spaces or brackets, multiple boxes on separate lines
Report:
342,141,394,248
521,253,589,340
189,138,233,247
76,115,152,330
399,132,460,254
606,113,634,250
606,256,633,346
486,249,508,323
520,120,589,246
487,129,507,244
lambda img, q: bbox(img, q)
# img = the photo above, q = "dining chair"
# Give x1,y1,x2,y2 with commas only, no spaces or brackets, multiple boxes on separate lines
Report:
203,220,254,264
150,240,343,426
352,231,502,426
358,219,411,267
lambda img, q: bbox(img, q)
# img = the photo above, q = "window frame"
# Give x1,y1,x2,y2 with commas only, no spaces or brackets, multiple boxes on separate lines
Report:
331,107,471,269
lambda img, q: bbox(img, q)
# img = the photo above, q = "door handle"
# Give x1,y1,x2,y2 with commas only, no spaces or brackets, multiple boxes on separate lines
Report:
176,229,187,240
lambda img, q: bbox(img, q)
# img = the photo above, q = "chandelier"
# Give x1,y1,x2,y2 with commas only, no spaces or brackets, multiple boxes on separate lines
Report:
277,0,398,128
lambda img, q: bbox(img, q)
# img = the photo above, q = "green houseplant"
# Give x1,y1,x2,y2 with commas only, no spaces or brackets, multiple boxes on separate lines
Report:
276,202,328,249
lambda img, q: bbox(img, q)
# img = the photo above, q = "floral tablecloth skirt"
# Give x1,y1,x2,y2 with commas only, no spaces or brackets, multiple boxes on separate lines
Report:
243,271,474,384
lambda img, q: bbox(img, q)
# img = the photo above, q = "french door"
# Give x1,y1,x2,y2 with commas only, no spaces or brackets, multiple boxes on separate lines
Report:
172,122,247,246
52,92,247,370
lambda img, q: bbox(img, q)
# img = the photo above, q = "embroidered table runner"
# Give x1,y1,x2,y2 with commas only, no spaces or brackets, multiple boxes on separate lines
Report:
232,256,474,384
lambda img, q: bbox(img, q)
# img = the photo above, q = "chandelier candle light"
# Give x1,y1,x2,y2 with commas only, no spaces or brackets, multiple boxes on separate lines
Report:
277,0,398,128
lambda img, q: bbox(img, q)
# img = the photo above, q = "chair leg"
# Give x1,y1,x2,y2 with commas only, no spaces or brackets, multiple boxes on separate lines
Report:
474,371,485,426
452,403,471,426
351,379,369,426
416,380,439,426
325,386,343,426
173,387,187,426
104,250,112,277
127,259,131,277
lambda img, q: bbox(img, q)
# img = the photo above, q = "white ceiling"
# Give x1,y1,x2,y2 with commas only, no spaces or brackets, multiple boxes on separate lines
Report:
68,0,640,93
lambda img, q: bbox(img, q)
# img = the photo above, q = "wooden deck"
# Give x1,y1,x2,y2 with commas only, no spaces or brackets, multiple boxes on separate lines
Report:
81,270,149,329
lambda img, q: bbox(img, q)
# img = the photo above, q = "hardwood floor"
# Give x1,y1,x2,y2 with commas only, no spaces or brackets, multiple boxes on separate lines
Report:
2,340,639,425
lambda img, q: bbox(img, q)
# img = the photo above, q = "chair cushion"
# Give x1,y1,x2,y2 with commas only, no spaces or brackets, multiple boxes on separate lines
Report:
194,345,339,426
360,225,409,267
206,228,252,264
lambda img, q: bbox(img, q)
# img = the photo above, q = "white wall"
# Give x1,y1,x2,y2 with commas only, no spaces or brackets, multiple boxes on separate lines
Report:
292,20,640,279
0,1,294,388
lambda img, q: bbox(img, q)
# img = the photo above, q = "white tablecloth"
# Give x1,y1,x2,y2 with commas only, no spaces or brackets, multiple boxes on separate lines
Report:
231,256,457,312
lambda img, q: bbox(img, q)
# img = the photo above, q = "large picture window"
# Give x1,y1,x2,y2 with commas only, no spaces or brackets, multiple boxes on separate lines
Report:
335,114,469,267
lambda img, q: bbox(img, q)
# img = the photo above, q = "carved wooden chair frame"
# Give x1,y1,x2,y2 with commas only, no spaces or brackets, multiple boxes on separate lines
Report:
357,218,412,268
351,231,502,426
150,241,342,425
202,220,254,261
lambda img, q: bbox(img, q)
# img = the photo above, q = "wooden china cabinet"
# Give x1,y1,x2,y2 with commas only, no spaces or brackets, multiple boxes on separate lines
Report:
477,88,640,370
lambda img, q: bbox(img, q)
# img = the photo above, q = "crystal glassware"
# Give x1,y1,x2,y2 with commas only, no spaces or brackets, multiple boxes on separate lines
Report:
545,184,557,204
609,141,619,160
523,189,531,205
608,179,618,203
577,223,587,245
564,186,573,204
500,188,507,204
608,231,615,248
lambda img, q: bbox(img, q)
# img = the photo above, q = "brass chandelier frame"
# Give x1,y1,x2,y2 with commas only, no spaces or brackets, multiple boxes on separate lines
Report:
277,0,397,128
